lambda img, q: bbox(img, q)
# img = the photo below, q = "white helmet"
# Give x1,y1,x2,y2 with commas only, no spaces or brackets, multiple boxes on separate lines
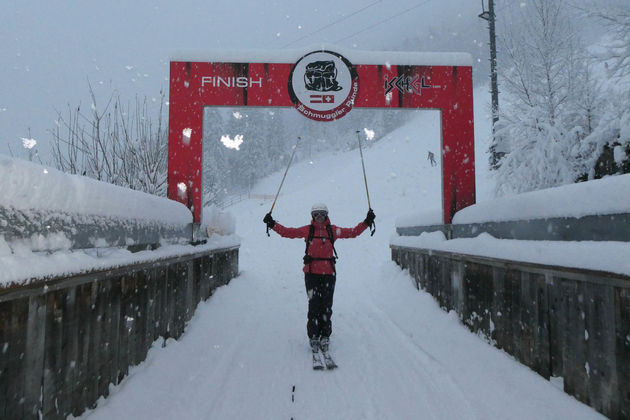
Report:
311,203,328,213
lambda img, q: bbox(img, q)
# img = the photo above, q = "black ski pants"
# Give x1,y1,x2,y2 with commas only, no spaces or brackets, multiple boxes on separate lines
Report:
304,273,336,340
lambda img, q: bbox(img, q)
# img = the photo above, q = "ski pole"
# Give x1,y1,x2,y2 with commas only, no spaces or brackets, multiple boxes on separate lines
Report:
356,130,375,236
267,136,301,235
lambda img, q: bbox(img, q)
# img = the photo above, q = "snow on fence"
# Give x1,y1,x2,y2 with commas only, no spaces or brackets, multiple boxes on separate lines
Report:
396,173,630,242
0,205,193,253
0,246,239,419
0,156,194,253
391,246,630,420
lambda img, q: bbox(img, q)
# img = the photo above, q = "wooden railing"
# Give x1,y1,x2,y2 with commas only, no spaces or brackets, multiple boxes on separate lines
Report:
391,245,630,420
0,246,239,419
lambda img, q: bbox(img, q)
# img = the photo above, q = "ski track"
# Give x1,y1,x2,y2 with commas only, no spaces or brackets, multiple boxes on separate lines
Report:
80,111,604,420
360,298,478,420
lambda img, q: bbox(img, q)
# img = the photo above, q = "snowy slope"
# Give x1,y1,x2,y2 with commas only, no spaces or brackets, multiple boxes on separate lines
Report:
80,102,603,419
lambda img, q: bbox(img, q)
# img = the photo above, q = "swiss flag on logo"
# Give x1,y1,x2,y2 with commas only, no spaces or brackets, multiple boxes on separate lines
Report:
310,94,334,104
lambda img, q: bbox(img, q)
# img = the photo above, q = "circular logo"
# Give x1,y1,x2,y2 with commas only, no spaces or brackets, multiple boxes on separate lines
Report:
288,50,359,122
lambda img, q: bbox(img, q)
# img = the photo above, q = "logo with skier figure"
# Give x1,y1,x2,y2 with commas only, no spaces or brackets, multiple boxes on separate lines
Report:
289,50,359,122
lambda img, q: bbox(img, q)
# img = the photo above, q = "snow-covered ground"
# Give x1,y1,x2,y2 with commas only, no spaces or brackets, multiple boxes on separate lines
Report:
75,91,605,419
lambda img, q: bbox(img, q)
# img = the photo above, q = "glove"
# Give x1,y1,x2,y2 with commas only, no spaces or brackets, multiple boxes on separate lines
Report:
363,208,375,227
263,212,275,229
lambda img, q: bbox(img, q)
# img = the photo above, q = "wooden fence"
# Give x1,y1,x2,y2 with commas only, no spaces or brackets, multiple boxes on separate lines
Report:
0,246,239,419
391,245,630,420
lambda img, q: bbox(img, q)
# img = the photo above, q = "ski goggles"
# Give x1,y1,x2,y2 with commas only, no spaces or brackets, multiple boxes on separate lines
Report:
311,211,328,218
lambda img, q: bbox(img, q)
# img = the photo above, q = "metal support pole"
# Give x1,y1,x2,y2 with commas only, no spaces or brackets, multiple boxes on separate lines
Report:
480,0,501,167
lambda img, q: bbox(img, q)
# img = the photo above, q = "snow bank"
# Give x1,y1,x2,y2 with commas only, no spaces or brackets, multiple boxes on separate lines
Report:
0,155,191,224
396,208,443,228
453,174,630,224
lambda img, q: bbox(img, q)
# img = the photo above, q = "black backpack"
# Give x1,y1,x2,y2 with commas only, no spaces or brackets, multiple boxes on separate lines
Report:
303,224,338,269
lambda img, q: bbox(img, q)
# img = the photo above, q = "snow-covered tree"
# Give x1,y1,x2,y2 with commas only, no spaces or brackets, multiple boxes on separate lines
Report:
576,2,630,179
587,3,630,78
494,0,594,195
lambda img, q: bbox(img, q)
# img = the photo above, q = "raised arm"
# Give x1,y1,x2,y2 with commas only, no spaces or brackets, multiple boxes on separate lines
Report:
332,222,368,239
273,223,310,239
264,212,310,238
333,209,375,238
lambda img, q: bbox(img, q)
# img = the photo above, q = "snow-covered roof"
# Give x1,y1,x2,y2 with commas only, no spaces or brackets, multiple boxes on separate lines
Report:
170,44,473,67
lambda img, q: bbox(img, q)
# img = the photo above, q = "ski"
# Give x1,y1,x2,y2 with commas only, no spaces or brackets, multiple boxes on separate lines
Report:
312,350,325,370
321,351,337,370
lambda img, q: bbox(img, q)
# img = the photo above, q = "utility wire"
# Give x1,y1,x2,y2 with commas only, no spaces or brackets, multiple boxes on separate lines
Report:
334,0,511,45
281,0,383,48
281,0,511,51
334,0,436,43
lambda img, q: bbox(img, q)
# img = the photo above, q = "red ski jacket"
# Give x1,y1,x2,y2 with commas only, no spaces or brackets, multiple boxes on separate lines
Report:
272,218,368,275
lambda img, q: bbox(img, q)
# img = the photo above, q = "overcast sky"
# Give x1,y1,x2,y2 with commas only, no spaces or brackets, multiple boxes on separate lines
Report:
0,0,617,161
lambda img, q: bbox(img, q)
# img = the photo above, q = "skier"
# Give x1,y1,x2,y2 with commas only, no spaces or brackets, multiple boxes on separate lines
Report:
263,204,375,369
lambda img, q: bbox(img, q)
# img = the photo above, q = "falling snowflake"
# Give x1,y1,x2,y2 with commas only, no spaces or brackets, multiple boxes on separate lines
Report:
220,134,244,150
177,182,187,200
182,128,192,145
21,137,37,149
